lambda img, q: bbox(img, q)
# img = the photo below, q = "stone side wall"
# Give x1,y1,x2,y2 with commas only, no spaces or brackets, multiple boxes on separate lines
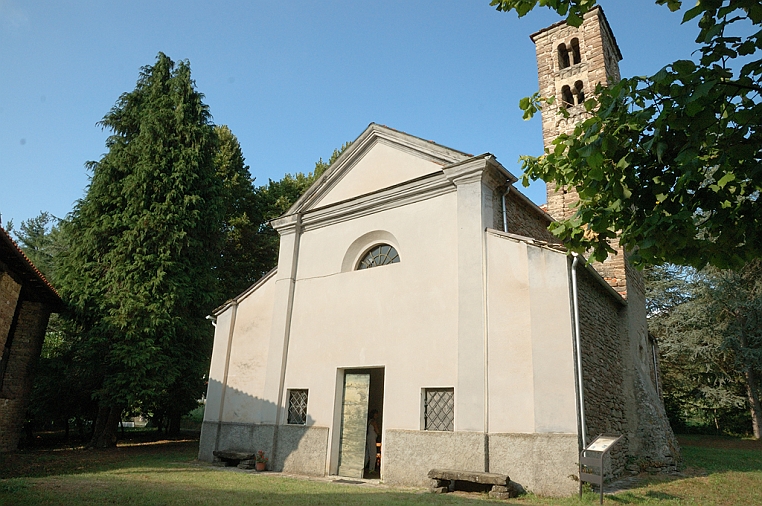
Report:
503,190,556,242
576,265,628,477
0,301,51,451
622,260,681,472
0,271,22,351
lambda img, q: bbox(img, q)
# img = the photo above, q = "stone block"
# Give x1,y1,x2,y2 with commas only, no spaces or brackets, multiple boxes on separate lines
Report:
427,469,510,486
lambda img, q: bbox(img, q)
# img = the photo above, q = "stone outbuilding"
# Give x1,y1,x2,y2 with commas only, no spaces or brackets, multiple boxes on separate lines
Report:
199,8,679,496
0,225,62,451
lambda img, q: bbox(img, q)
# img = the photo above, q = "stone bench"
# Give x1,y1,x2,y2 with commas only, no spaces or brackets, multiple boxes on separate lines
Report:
427,469,524,499
212,450,257,469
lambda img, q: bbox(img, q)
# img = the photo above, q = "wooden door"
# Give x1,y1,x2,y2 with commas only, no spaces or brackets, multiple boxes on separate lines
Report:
337,372,370,478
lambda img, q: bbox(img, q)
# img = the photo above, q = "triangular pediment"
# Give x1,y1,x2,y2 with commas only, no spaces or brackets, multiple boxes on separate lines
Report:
289,124,471,213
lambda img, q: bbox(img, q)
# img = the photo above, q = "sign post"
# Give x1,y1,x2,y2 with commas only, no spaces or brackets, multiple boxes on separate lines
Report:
579,434,622,505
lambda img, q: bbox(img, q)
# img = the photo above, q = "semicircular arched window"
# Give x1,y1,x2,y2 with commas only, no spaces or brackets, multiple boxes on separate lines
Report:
357,244,400,270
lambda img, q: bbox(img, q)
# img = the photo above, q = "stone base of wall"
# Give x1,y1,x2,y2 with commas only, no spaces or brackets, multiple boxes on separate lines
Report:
489,433,579,497
383,429,487,487
198,421,328,476
198,421,275,462
384,430,578,497
200,425,580,496
274,425,329,476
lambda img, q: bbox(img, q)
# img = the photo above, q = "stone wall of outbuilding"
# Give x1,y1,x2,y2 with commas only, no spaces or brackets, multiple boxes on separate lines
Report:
1,226,61,452
0,301,51,451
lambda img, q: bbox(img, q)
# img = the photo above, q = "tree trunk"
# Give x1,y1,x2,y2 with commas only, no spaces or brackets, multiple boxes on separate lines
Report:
738,324,762,439
167,410,182,436
88,405,122,448
746,370,762,439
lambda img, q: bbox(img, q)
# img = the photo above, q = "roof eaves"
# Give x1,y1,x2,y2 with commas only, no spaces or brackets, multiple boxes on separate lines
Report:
0,225,62,307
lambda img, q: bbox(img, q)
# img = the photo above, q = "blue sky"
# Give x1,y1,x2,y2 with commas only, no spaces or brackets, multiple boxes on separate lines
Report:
0,1,698,229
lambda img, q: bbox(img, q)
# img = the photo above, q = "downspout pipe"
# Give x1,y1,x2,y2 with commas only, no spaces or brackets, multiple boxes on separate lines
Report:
571,253,587,449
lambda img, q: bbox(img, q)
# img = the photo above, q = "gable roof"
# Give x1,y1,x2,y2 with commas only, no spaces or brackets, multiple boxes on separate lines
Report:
287,123,473,214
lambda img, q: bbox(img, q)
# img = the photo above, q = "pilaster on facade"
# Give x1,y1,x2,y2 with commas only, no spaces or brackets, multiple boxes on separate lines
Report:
261,213,303,426
442,156,510,435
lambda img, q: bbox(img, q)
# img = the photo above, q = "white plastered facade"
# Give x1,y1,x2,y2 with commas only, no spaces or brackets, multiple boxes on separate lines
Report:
199,124,591,495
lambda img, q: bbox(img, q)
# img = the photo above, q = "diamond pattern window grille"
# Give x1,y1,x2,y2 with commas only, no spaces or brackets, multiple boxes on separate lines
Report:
288,389,308,425
424,388,454,431
358,244,400,270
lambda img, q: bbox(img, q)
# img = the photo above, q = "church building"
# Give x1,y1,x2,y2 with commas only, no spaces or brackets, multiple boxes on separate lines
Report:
199,8,679,496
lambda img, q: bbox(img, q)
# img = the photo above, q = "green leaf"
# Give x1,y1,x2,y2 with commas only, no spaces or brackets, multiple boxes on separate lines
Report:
682,4,704,23
717,172,735,188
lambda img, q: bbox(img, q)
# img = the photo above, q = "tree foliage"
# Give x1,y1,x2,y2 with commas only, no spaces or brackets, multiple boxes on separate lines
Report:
12,212,61,282
647,261,762,437
56,53,224,444
248,142,350,274
492,0,762,269
214,125,263,297
15,50,348,442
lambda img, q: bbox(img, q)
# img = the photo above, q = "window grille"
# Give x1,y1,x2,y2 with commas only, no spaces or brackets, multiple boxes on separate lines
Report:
424,388,454,431
287,389,308,425
357,244,400,270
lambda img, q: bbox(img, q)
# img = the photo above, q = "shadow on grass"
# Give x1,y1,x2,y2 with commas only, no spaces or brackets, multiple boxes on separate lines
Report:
0,439,199,480
680,445,762,473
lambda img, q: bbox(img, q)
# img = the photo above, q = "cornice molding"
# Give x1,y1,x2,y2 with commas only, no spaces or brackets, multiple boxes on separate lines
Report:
298,172,454,232
271,213,301,234
443,154,517,188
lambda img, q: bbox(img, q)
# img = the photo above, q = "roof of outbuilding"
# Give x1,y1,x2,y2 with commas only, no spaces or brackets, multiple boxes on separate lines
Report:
0,225,62,308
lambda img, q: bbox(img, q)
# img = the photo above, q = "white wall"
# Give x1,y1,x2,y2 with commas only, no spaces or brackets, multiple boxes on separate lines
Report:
204,274,277,424
486,232,578,435
314,142,444,208
283,191,460,432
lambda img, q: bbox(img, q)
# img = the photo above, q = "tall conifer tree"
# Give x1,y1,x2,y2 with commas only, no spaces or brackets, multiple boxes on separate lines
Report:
58,53,224,446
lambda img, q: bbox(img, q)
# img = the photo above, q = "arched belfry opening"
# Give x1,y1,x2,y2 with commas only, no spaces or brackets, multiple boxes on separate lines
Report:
561,85,574,108
557,43,570,69
570,38,581,65
573,80,585,105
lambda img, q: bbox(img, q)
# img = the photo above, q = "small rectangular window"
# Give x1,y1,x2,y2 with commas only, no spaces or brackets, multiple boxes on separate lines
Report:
423,388,454,431
287,389,308,425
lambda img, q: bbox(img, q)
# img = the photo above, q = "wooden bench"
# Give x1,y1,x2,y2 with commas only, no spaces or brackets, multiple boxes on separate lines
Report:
428,469,524,499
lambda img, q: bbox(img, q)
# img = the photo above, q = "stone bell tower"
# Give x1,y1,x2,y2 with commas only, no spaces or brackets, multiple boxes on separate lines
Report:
530,7,629,296
531,9,682,472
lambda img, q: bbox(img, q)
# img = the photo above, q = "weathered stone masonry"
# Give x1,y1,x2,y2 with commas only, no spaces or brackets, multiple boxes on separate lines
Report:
0,226,61,452
532,6,680,477
576,265,628,476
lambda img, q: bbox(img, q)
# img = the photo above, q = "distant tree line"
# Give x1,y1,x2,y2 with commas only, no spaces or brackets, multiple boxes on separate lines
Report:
10,53,346,447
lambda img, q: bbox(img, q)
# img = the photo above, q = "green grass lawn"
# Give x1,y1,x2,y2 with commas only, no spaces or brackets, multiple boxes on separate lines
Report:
1,434,760,505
